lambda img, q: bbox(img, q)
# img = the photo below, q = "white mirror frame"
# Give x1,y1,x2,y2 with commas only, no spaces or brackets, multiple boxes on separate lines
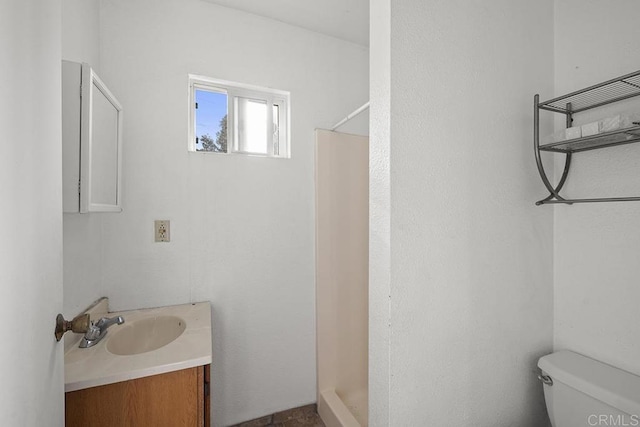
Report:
80,65,123,213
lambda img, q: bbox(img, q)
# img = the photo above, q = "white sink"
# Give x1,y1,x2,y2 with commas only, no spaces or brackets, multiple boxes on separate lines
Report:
65,301,211,392
107,315,186,356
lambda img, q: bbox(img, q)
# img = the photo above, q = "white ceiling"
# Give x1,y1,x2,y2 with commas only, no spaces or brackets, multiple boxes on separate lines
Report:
200,0,369,46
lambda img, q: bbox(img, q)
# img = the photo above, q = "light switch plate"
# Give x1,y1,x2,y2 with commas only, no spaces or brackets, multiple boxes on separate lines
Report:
155,220,170,242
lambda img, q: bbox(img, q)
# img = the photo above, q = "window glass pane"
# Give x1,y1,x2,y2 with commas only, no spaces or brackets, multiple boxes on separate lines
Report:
195,88,227,152
235,97,268,154
189,76,290,158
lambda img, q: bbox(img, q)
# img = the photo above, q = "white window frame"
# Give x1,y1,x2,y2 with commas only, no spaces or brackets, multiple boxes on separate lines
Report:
188,75,290,158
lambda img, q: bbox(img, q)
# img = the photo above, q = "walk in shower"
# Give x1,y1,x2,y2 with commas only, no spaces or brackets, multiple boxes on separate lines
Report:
315,128,368,427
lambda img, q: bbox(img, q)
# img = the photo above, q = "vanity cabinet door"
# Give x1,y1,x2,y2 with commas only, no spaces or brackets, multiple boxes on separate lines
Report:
65,365,208,426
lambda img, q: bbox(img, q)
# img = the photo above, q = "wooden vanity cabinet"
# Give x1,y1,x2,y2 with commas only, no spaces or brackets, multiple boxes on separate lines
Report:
65,364,211,427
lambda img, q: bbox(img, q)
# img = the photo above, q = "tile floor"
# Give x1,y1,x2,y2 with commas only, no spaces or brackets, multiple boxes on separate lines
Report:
230,404,325,427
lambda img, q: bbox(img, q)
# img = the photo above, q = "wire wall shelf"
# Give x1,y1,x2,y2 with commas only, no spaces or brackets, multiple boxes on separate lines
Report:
534,69,640,206
539,70,640,114
539,125,640,153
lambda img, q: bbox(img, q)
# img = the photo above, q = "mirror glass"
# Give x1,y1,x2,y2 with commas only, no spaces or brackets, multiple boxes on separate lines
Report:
90,81,119,206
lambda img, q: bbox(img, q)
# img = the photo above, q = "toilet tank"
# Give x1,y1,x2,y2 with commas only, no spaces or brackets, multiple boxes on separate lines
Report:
538,351,640,427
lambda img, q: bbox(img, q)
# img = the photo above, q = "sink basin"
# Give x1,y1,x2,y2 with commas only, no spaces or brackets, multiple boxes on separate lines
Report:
106,315,186,356
65,301,211,393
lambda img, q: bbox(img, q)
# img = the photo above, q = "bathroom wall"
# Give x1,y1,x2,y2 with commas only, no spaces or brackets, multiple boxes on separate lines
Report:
61,0,100,69
369,0,554,425
554,1,640,377
369,0,391,424
97,0,368,425
0,0,64,424
61,0,105,319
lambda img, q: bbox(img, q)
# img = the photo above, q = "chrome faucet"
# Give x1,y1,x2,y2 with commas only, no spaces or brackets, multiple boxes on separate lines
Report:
79,316,125,348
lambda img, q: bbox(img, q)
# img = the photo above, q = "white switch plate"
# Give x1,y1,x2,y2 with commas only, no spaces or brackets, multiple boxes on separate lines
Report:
155,220,170,242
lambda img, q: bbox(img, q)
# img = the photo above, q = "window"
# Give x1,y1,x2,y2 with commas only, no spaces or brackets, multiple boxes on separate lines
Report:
188,75,290,158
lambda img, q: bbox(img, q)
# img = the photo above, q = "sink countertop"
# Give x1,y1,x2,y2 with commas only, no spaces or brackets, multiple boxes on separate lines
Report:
64,301,212,392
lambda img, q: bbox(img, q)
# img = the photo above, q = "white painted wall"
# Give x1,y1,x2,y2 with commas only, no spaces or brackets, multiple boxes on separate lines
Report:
370,1,554,425
61,0,105,320
0,0,64,425
554,0,640,377
200,0,370,47
61,0,100,69
368,0,390,425
96,1,368,425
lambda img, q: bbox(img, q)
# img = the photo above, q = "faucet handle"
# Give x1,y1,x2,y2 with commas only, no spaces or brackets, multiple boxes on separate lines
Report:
79,315,124,348
83,323,102,340
95,316,125,329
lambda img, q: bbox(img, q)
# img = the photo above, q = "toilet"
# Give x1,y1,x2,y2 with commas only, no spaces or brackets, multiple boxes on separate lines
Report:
538,350,640,427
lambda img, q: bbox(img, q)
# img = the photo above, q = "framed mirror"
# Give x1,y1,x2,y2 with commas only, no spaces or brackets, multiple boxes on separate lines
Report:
63,61,123,214
80,66,123,213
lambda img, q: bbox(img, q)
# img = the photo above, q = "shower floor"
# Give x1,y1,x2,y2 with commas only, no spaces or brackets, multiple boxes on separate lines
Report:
230,404,325,427
340,388,368,426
